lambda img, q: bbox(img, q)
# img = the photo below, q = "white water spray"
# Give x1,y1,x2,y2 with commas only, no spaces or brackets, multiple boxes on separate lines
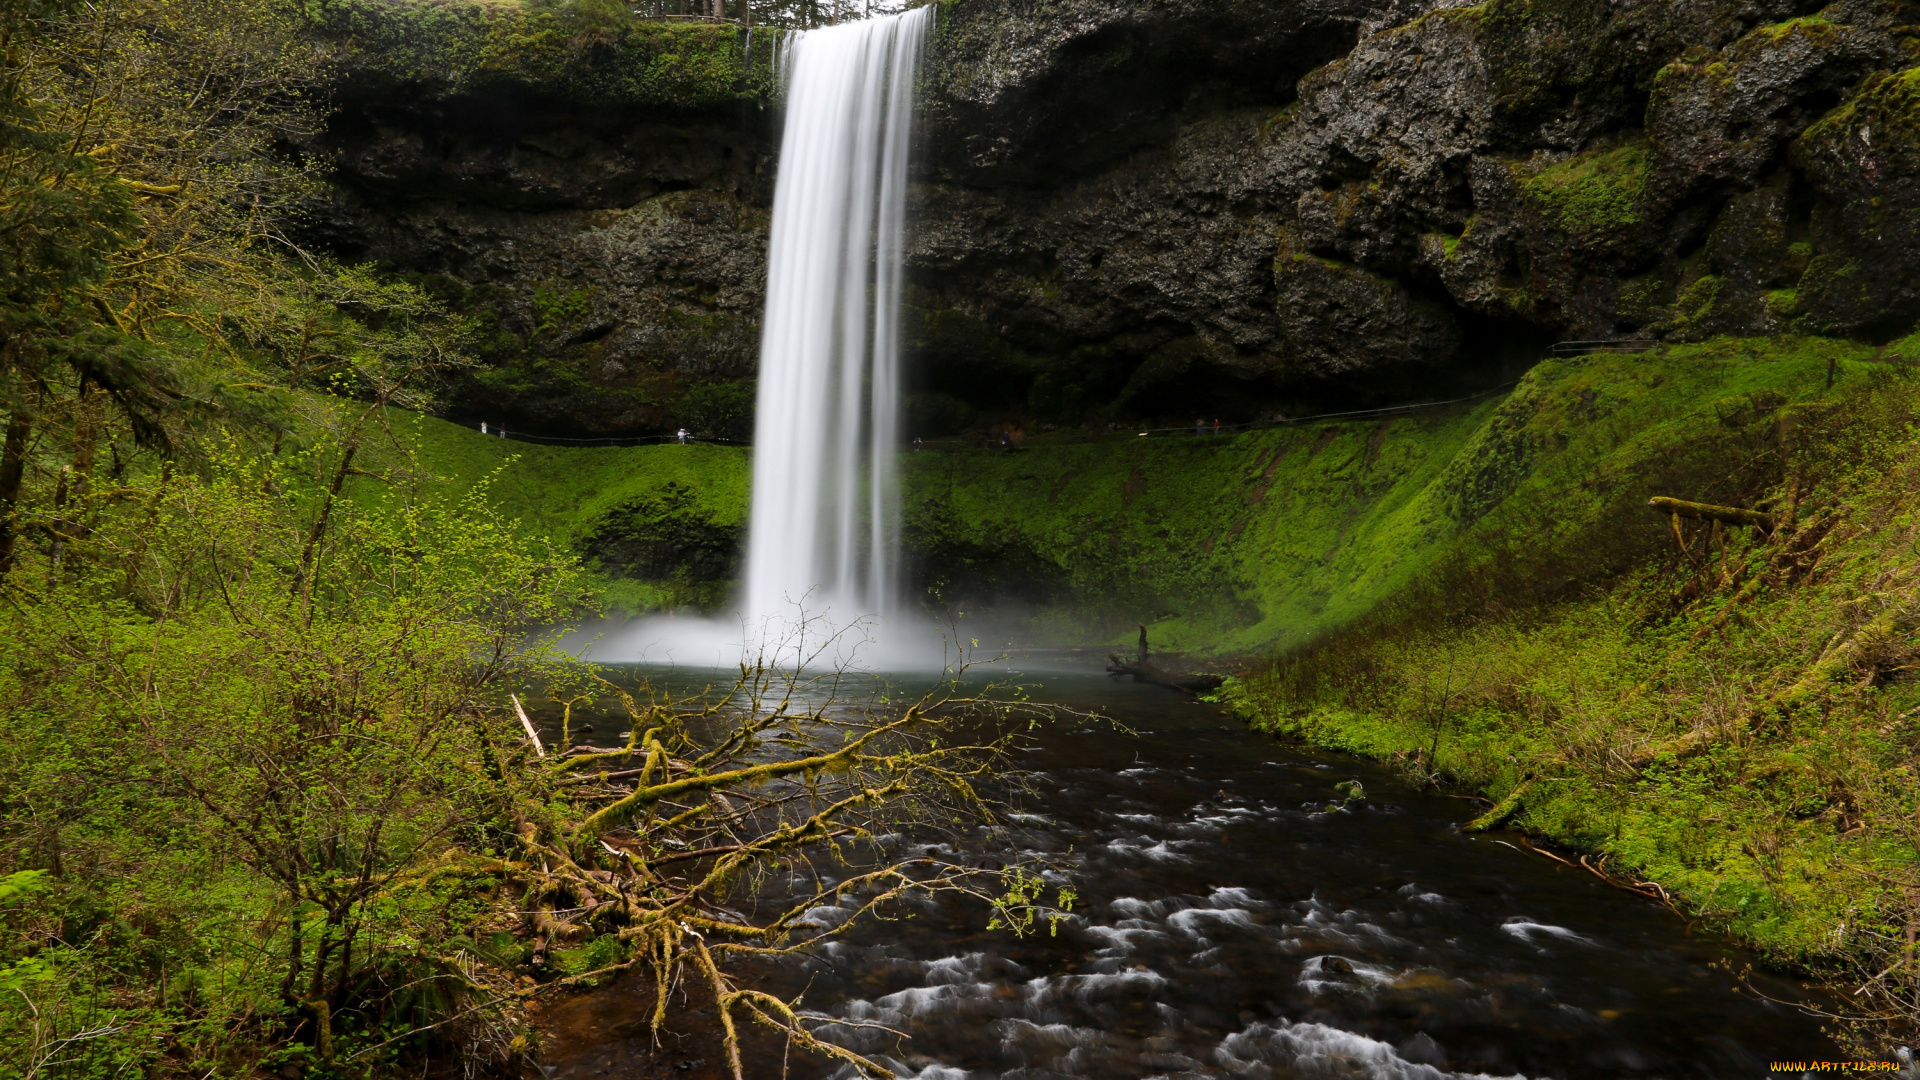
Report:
741,7,929,632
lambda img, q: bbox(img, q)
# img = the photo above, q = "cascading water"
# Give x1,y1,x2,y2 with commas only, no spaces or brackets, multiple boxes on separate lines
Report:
741,7,930,634
589,9,934,667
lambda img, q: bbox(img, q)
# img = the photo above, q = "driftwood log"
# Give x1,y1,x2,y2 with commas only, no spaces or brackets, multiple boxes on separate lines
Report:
1107,625,1225,695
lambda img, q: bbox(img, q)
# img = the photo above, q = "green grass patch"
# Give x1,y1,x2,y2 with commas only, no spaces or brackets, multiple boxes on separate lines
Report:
356,409,749,613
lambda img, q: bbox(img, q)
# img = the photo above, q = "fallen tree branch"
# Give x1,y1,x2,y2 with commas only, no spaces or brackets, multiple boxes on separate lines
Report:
1464,775,1535,831
1648,496,1774,531
1107,625,1224,695
511,694,544,757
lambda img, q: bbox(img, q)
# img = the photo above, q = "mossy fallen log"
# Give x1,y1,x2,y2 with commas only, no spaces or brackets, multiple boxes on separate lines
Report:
1464,774,1535,831
1648,496,1774,530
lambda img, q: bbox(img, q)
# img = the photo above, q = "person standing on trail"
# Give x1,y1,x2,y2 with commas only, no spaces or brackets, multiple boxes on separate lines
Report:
676,428,688,444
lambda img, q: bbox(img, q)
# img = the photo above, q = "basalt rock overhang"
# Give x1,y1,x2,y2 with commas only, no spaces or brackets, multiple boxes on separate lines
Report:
302,0,1920,433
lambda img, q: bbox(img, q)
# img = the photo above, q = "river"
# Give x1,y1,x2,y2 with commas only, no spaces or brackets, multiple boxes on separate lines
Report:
535,665,1842,1079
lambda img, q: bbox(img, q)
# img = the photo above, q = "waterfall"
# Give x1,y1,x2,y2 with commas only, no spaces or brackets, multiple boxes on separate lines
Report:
740,7,931,633
582,10,935,668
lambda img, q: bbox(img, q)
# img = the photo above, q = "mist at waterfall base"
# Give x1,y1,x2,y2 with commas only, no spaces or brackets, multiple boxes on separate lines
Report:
581,8,948,672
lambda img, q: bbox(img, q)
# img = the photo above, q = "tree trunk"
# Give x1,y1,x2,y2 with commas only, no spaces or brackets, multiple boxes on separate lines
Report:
0,404,33,578
47,464,69,581
294,438,360,608
281,910,305,1009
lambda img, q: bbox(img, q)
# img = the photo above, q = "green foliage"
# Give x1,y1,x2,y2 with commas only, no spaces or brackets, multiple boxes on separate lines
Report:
0,3,619,1074
987,865,1077,938
531,283,593,337
1521,141,1650,240
1231,336,1920,1040
0,434,585,1075
0,72,139,309
313,0,786,106
0,869,49,905
551,933,625,978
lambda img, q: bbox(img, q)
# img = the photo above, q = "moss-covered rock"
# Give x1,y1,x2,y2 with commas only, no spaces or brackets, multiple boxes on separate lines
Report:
1791,66,1920,338
316,0,779,107
1519,141,1650,246
1646,17,1885,202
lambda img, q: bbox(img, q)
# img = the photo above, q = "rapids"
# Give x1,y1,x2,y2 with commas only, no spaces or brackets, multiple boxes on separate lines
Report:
536,668,1843,1079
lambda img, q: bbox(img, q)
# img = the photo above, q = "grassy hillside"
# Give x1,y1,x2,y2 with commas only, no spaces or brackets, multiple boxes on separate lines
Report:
355,412,749,612
905,336,1875,652
902,404,1496,651
1222,332,1920,1042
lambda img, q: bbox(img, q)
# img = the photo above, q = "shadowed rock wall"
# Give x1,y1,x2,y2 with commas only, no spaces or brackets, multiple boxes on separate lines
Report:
308,0,1920,436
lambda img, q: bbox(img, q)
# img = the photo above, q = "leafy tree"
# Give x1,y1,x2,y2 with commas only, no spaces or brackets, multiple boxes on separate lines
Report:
0,445,588,1075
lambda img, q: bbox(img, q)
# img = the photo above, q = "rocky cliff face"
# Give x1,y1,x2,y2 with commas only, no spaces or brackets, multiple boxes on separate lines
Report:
309,6,781,436
310,0,1920,436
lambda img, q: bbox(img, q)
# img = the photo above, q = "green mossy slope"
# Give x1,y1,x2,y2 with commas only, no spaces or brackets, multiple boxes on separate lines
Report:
375,336,1877,661
905,336,1870,652
355,411,749,612
902,407,1496,652
1223,333,1920,1038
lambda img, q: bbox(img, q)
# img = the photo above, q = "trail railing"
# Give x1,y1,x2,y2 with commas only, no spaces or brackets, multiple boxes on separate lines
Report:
1548,339,1661,356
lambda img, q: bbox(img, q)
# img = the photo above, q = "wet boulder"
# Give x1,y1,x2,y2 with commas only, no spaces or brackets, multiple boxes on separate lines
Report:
1788,67,1920,338
1646,18,1888,202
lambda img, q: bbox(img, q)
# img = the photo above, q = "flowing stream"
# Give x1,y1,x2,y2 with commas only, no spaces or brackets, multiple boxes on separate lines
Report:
536,668,1842,1079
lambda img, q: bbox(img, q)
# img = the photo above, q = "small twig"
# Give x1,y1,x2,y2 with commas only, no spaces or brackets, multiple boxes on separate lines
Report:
511,694,544,757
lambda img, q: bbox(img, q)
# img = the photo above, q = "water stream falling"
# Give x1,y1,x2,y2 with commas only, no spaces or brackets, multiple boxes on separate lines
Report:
742,7,930,634
588,9,936,667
